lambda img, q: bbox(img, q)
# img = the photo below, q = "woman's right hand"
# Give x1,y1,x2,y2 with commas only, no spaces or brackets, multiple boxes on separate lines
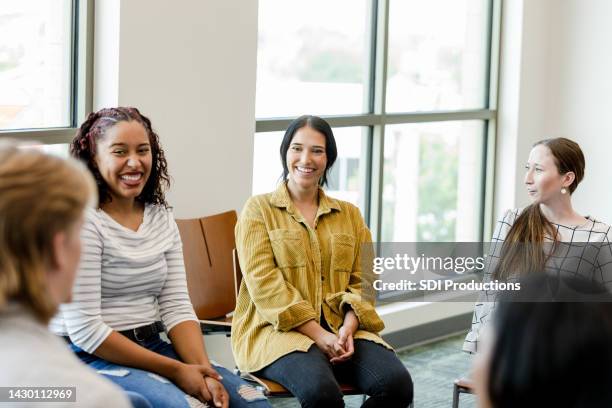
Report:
204,376,229,408
297,320,347,360
171,362,223,402
314,331,347,360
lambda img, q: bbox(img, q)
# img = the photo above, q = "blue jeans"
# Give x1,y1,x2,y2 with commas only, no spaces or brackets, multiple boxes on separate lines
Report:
255,339,413,408
70,335,270,408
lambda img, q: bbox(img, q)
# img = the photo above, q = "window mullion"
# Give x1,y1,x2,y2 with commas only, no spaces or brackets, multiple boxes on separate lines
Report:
74,0,95,126
368,0,389,241
482,0,503,240
0,128,77,144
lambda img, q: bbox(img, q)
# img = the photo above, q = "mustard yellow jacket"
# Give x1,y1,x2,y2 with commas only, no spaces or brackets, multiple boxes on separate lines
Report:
231,183,390,373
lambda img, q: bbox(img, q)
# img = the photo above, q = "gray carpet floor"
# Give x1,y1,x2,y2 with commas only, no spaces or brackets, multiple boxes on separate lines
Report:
268,334,477,408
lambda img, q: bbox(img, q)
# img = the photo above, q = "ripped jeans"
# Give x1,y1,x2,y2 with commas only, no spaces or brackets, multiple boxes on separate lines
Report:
69,335,270,408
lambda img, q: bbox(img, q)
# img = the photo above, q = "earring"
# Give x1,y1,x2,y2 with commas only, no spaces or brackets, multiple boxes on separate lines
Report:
561,187,567,194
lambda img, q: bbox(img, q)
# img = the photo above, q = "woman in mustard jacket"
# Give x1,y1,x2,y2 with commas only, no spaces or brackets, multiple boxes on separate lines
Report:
232,115,413,408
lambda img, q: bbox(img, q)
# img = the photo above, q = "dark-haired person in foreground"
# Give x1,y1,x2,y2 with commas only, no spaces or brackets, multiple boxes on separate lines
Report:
472,274,612,408
232,115,413,408
0,143,131,408
464,137,612,353
51,107,270,408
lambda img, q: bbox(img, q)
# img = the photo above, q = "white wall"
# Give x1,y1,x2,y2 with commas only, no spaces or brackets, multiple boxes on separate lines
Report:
546,0,612,224
93,0,120,108
495,0,612,224
495,0,552,218
94,0,258,219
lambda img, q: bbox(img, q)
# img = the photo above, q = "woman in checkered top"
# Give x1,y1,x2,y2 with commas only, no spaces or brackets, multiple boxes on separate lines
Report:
464,137,612,353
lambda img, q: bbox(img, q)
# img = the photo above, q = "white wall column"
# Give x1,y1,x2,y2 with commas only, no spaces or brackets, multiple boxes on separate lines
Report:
93,0,259,218
494,0,553,219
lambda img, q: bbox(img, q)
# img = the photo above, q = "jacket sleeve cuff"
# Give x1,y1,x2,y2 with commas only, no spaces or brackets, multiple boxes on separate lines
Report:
276,301,317,332
325,292,385,333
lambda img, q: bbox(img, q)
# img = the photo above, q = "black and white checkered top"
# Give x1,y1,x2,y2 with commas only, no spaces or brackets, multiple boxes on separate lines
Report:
463,208,612,353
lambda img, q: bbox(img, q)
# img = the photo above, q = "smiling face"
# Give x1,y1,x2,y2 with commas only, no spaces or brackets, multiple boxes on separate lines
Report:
94,120,152,203
286,126,327,191
524,144,573,204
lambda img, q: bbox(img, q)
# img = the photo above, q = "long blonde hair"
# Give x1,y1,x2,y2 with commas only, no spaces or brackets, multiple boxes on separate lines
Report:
0,142,95,321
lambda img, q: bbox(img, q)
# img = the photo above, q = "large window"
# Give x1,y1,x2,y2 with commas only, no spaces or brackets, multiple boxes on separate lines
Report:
253,0,499,242
256,0,370,118
386,0,490,112
0,0,92,146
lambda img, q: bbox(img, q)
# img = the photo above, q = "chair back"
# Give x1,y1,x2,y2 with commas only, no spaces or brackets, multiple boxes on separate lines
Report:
176,210,238,320
232,248,242,300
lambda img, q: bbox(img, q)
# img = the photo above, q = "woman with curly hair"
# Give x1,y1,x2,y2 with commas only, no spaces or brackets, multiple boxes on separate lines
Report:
51,107,270,408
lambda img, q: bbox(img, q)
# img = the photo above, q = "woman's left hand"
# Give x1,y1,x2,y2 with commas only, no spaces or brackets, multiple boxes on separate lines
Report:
330,310,359,364
204,376,229,408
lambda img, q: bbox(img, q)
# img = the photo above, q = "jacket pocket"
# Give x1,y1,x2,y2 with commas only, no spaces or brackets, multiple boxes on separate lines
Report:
269,229,306,268
330,233,356,272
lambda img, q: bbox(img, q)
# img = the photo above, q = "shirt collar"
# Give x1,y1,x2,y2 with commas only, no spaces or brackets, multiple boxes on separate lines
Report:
270,182,341,216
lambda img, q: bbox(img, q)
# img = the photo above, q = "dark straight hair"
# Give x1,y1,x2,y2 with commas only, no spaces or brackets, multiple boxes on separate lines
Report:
279,115,338,186
488,274,612,408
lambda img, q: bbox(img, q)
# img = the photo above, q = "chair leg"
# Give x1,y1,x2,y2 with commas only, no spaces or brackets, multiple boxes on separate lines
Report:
452,382,460,408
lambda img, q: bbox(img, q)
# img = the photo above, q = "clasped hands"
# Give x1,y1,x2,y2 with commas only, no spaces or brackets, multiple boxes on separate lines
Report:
172,363,228,408
315,310,359,364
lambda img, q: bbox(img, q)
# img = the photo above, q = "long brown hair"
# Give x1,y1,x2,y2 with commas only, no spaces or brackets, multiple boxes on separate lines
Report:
492,138,585,280
0,142,95,322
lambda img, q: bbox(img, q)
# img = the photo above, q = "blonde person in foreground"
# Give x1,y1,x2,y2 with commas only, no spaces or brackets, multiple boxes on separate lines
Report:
232,115,413,408
0,142,131,408
464,137,612,353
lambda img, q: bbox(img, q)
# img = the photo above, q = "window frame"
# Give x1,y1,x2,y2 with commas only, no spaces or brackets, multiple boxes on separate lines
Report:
0,0,94,144
255,0,502,242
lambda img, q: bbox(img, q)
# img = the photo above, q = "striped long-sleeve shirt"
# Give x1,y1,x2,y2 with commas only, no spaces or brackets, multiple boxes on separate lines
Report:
50,204,198,353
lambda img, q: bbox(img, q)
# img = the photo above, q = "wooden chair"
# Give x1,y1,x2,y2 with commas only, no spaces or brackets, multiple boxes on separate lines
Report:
452,377,475,408
176,210,238,335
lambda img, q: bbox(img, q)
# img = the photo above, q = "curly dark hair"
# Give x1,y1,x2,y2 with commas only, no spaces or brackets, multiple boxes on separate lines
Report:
70,107,170,207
